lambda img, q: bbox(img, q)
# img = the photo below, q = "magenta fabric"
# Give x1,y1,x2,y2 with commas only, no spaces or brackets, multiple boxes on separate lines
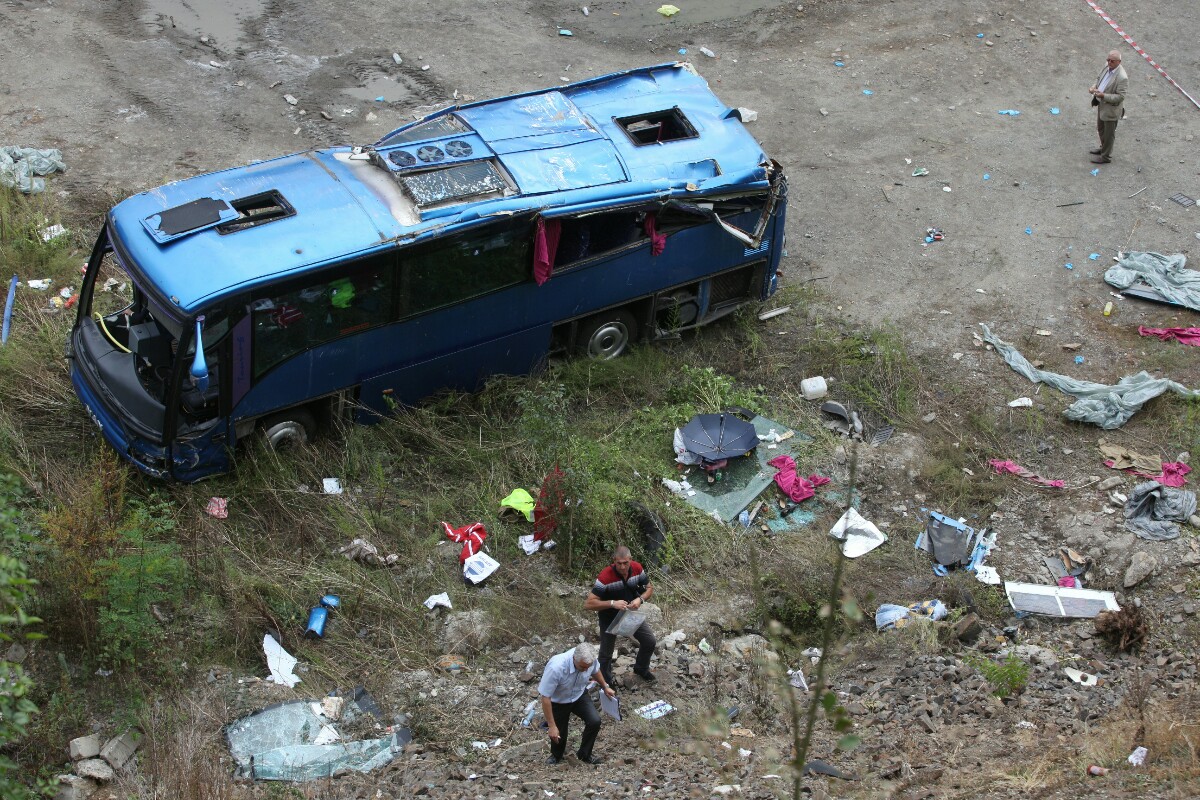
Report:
988,459,1065,488
643,212,666,256
767,455,830,502
1103,459,1190,487
533,217,562,286
1137,326,1200,346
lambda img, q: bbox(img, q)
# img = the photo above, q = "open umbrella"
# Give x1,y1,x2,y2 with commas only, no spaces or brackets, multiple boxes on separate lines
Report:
679,413,759,462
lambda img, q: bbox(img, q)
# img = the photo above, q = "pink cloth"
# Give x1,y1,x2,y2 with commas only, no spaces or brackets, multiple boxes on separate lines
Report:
1057,576,1080,588
988,459,1065,488
767,455,830,502
1138,326,1200,346
442,521,488,563
643,212,666,256
1103,459,1190,487
533,217,561,286
205,497,228,519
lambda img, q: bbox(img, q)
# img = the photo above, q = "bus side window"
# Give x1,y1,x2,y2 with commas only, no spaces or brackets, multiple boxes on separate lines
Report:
399,219,531,319
251,257,395,378
555,211,641,268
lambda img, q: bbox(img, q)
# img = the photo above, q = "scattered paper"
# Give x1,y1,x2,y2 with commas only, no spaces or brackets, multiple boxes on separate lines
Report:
600,691,621,721
635,700,675,719
423,593,451,610
828,507,887,557
518,534,542,555
463,551,500,584
322,478,343,494
1064,667,1099,686
263,634,301,687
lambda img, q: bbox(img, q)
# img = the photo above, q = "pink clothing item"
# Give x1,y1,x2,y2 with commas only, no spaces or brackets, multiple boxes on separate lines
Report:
1103,459,1190,487
988,459,1065,488
767,455,830,502
1057,575,1080,588
533,217,562,286
643,212,666,256
205,497,229,519
1138,326,1200,346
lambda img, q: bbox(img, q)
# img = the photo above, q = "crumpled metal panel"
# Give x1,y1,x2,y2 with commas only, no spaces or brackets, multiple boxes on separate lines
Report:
499,140,627,195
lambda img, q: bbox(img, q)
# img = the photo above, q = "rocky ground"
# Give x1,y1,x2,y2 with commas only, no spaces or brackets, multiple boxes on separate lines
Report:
5,0,1200,797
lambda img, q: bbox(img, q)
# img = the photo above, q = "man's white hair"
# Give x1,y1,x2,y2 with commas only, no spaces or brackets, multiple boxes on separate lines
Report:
573,642,596,664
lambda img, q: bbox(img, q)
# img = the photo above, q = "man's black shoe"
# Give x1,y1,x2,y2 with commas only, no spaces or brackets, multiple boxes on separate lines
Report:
1089,148,1103,155
633,668,657,682
577,754,604,765
545,755,561,765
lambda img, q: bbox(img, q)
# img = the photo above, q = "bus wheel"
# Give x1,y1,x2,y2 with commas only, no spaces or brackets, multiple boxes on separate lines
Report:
579,311,637,360
261,409,316,450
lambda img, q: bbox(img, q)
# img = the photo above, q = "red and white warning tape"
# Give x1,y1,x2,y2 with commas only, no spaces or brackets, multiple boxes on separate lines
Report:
1083,0,1200,111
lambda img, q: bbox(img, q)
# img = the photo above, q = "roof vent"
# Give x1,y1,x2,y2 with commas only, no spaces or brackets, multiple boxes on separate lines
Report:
416,145,445,163
615,107,698,146
217,191,296,234
388,150,417,167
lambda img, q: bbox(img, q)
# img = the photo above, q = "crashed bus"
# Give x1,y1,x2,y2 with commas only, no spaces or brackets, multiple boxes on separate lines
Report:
68,62,788,481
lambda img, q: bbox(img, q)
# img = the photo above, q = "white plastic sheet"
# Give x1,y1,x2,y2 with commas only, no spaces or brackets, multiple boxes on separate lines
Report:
1105,251,1200,312
828,507,887,557
263,634,301,688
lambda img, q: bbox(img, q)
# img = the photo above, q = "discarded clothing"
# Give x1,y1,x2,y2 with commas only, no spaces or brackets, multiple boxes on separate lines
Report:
875,600,948,630
828,507,887,557
988,459,1064,488
767,454,830,502
205,497,229,518
979,324,1200,428
533,217,561,286
0,145,66,194
643,211,666,256
1104,459,1190,488
442,522,488,563
500,488,536,521
1098,441,1162,473
1105,252,1200,312
339,537,399,566
1124,480,1197,540
1138,326,1200,346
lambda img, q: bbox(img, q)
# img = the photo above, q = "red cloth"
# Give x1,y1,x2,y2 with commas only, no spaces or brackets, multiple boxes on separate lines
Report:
533,464,566,542
1137,326,1200,346
988,459,1065,488
442,521,488,563
1103,459,1190,487
767,455,830,502
643,212,666,256
533,217,562,286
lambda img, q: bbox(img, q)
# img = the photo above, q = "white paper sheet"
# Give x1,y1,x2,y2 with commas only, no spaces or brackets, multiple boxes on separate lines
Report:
263,634,301,687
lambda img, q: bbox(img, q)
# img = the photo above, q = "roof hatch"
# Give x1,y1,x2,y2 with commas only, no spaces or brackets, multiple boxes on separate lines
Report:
615,107,697,145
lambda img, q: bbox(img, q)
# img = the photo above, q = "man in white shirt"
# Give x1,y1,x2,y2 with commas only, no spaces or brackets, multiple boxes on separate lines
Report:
537,643,617,765
1088,50,1129,164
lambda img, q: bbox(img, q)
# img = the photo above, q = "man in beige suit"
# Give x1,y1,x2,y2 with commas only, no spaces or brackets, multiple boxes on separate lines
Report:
1089,50,1128,164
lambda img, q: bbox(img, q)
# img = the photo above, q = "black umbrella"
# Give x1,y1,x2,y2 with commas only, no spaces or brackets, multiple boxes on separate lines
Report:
679,413,759,462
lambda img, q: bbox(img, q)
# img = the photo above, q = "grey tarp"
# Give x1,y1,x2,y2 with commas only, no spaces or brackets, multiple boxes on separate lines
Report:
979,324,1200,429
1124,480,1198,541
225,700,401,781
0,146,66,194
1104,251,1200,312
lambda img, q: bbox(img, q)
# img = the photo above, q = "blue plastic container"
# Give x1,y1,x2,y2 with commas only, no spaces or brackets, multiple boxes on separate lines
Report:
305,606,329,638
320,594,340,610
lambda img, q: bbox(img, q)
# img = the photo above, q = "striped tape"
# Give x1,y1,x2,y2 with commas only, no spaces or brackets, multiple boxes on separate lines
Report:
1083,0,1200,110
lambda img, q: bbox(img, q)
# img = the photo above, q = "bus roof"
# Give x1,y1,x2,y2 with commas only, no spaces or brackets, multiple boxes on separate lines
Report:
109,62,774,314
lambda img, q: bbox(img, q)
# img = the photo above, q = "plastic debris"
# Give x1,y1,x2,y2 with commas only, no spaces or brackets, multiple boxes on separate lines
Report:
322,478,343,494
699,46,715,58
1064,667,1099,686
26,279,51,290
1105,252,1200,312
1065,263,1074,270
558,29,573,36
983,173,991,180
1024,227,1033,235
1007,397,1033,407
834,60,844,67
0,146,66,194
656,4,680,16
976,33,985,38
205,497,229,518
635,700,675,719
1050,107,1060,115
862,89,873,96
998,109,1020,116
1128,746,1148,766
263,634,301,687
1091,168,1100,176
423,593,452,610
39,223,67,242
911,167,929,177
828,507,887,558
1088,765,1109,776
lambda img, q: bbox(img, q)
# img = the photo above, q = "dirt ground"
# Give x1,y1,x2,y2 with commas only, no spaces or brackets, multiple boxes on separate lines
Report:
4,0,1200,796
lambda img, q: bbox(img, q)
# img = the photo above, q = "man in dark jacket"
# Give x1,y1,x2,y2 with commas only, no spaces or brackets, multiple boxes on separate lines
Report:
584,545,657,683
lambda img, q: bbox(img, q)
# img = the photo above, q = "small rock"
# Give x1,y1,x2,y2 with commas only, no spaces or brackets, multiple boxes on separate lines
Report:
284,94,298,105
99,730,141,770
1124,551,1156,588
819,108,829,116
53,774,97,800
953,613,982,645
1189,514,1200,528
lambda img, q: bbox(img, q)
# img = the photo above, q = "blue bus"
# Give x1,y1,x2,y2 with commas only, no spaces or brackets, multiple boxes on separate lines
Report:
68,63,788,481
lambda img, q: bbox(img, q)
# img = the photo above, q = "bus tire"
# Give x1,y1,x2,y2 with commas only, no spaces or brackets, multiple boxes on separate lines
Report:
261,408,316,450
579,310,637,360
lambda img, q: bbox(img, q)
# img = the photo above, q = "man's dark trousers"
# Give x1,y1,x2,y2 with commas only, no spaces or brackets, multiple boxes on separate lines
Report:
598,621,656,683
1096,116,1118,160
550,694,601,761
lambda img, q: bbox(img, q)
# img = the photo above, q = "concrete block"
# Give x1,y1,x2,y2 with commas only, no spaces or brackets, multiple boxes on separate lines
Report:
69,734,101,761
74,758,114,783
99,729,141,770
